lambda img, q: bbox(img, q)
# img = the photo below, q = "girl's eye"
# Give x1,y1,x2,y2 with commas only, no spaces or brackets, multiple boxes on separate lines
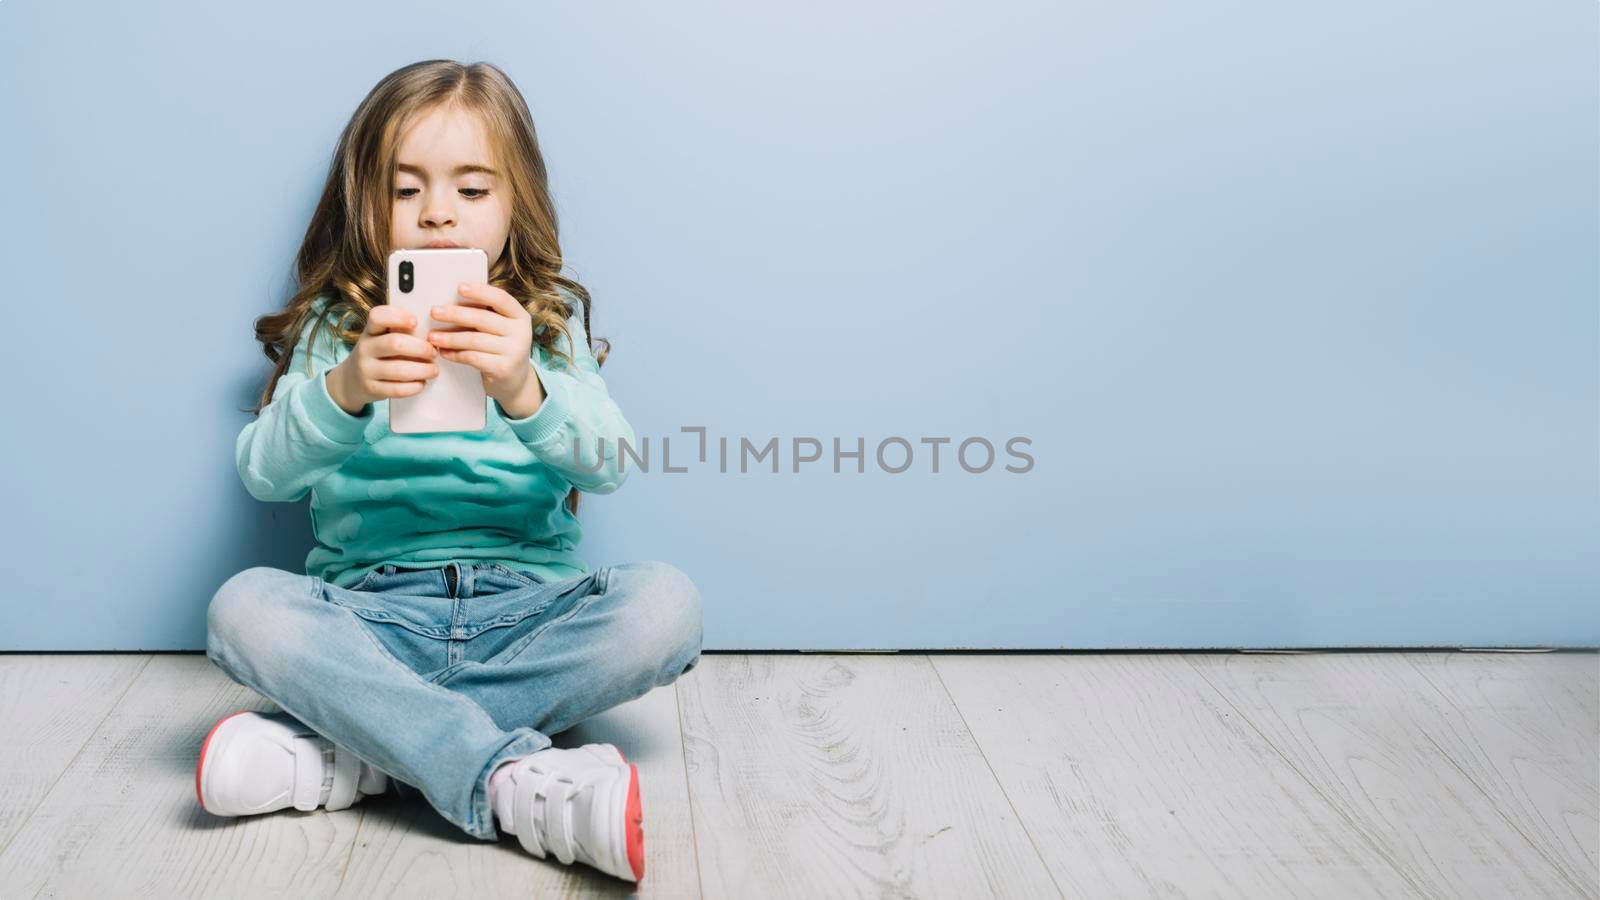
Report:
395,188,489,200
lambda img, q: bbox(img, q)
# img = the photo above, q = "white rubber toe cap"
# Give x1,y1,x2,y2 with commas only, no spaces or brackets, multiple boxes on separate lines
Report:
197,711,301,816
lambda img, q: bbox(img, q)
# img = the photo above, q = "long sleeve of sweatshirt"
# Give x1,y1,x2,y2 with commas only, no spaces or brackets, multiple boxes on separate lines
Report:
497,293,638,494
234,301,373,502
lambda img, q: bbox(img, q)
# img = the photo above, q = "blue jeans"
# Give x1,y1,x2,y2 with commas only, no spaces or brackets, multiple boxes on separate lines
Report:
204,559,703,840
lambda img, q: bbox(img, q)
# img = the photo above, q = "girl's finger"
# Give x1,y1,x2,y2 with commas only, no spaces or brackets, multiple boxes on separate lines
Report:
457,282,522,319
380,332,437,360
431,303,507,336
439,348,491,370
376,359,438,381
429,329,501,352
369,305,417,335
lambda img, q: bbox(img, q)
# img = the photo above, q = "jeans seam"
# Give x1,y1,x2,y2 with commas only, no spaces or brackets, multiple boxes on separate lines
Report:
426,659,473,685
460,605,556,638
492,579,609,667
321,593,478,711
325,600,453,640
487,563,541,587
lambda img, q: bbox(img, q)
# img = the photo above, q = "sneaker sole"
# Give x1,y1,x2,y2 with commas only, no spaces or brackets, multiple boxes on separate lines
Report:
613,748,645,882
195,709,254,814
624,761,644,881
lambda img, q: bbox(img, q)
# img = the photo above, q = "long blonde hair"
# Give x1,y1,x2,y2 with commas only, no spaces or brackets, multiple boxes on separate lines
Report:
243,59,610,516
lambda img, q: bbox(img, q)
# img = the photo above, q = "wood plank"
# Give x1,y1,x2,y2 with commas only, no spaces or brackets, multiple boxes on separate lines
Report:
934,652,1418,899
333,681,700,898
677,653,1060,899
1190,652,1594,899
0,654,151,859
0,654,355,898
1404,651,1598,895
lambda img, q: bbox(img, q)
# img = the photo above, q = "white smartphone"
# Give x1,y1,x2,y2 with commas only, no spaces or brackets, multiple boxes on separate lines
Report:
385,247,489,434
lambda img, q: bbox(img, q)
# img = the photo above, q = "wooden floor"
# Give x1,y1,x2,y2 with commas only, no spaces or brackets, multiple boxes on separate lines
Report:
0,651,1593,899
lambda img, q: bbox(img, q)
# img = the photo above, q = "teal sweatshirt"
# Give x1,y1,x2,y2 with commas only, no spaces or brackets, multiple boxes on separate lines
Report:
235,289,635,590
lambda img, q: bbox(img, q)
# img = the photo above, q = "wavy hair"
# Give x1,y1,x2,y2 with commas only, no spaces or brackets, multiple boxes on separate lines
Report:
243,59,610,515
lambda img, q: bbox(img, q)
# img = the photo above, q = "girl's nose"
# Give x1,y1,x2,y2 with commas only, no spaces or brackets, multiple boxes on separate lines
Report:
422,207,455,227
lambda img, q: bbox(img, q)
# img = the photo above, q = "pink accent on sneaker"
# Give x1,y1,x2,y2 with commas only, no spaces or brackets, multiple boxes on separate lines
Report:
605,745,644,879
195,709,252,813
624,761,644,881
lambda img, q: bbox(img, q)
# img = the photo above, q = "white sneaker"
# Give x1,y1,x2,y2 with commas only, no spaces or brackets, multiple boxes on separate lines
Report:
196,710,389,817
492,744,645,882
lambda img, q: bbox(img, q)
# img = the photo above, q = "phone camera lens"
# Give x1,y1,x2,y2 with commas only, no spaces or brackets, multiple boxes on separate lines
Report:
399,260,414,294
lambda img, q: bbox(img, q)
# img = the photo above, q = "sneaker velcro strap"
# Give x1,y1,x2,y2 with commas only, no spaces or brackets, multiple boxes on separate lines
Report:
325,745,363,811
291,738,325,811
542,778,578,865
514,772,551,859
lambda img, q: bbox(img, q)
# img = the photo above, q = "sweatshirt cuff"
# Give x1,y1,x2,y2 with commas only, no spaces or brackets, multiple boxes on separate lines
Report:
304,369,373,444
501,358,571,446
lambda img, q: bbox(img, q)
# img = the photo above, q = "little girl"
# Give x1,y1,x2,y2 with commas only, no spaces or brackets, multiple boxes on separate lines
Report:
198,59,702,884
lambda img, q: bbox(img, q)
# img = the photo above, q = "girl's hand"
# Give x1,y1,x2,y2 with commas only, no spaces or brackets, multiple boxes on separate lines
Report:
427,282,543,416
328,305,440,414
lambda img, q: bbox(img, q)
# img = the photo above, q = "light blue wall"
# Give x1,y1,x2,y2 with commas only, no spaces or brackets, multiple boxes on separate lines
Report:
2,1,1594,650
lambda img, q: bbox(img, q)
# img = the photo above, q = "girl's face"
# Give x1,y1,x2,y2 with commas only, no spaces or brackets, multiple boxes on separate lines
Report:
389,104,512,266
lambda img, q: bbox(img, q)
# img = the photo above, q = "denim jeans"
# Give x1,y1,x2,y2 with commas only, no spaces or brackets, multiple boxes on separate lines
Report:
204,559,703,840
